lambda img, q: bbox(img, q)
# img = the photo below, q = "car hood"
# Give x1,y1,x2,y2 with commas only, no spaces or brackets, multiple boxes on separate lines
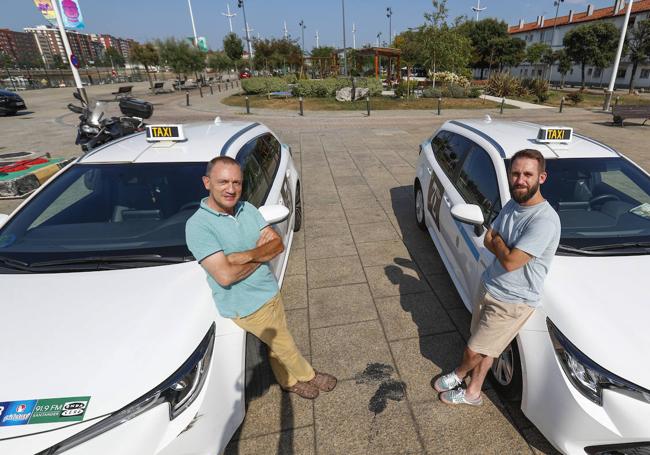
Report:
0,262,236,439
0,89,20,98
543,254,650,389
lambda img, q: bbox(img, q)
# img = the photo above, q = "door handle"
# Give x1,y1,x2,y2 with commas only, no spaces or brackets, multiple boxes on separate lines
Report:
285,169,291,179
442,194,451,206
426,166,433,175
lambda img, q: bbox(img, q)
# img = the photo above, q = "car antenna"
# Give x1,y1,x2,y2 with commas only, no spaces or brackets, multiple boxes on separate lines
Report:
214,116,222,125
484,114,492,123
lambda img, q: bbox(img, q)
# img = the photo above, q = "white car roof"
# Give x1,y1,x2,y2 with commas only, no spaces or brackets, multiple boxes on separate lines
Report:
443,119,620,160
79,120,268,164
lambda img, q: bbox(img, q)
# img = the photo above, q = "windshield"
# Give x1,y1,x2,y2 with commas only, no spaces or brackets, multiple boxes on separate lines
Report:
507,157,650,250
0,162,208,271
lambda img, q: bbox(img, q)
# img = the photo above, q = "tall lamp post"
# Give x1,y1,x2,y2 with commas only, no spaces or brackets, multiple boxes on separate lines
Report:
604,0,634,111
187,0,198,47
222,3,237,33
386,7,392,47
377,31,382,47
548,0,564,83
237,0,253,61
342,0,348,76
299,19,306,54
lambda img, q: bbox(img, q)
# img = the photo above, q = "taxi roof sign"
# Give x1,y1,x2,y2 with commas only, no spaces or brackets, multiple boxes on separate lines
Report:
537,127,573,144
146,125,186,142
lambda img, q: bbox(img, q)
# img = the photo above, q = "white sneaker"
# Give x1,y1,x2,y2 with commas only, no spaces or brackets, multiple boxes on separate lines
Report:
433,371,463,393
440,388,483,406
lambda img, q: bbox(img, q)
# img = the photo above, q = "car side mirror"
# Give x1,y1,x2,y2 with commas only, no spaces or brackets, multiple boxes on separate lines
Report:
259,204,289,225
0,214,9,228
451,203,484,227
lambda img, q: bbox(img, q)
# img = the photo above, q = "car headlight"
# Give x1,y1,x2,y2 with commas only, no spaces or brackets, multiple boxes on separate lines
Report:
0,96,8,102
37,323,215,455
547,319,650,406
81,125,100,134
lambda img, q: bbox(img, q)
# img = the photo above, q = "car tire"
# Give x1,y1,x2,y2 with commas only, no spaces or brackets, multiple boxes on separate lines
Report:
293,182,302,232
490,339,523,401
244,333,273,407
414,181,427,231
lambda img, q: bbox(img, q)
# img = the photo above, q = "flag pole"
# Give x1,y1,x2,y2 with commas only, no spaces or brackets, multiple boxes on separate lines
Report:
51,0,87,103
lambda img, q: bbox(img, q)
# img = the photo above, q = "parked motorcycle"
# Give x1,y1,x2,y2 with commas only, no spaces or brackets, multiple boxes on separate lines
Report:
67,92,153,152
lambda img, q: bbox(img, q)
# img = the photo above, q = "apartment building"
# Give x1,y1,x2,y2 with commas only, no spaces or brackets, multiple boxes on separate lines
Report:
508,0,650,88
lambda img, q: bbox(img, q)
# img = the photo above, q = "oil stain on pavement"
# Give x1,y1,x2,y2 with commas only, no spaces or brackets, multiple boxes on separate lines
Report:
355,363,407,415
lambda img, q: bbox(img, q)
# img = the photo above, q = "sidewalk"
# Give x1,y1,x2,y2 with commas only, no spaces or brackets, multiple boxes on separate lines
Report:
481,94,553,109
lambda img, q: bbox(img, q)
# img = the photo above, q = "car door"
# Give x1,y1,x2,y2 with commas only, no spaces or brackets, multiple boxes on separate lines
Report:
452,143,502,306
423,131,472,289
238,134,290,283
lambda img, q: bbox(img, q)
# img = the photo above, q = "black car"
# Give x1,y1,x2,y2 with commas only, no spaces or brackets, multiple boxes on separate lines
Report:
0,89,27,115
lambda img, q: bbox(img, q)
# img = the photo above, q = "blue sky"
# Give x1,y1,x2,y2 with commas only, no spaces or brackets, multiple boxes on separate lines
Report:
6,0,621,50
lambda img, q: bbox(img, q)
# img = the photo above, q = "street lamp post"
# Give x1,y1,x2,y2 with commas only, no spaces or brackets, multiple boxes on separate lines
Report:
342,0,348,76
548,0,564,83
604,0,634,111
238,0,253,61
386,7,392,47
377,31,382,47
299,20,306,54
187,0,198,47
222,3,237,33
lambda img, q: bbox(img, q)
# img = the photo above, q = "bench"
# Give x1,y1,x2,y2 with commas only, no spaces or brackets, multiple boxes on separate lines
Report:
612,105,650,126
111,85,133,99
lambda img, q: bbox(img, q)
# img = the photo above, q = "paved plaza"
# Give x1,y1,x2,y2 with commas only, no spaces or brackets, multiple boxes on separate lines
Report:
2,84,648,454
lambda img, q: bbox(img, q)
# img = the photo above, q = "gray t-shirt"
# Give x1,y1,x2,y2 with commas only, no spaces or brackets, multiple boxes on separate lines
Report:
482,199,561,307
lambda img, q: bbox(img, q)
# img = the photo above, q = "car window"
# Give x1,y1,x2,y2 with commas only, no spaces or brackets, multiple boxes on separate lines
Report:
0,163,208,268
456,144,501,224
238,134,280,207
256,134,281,182
431,131,471,179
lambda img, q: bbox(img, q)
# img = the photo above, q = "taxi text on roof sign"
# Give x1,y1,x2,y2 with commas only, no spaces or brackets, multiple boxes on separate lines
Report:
537,127,573,144
146,125,186,142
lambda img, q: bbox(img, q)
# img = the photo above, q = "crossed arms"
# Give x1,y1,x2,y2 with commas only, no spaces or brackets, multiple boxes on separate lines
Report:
200,227,284,287
484,229,532,272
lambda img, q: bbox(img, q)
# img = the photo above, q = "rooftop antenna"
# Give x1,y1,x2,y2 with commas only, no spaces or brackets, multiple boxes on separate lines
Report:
222,3,237,33
283,20,289,39
472,0,486,21
352,23,356,49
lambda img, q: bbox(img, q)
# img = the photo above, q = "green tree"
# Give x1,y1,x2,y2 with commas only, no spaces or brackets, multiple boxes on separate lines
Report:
554,49,572,87
457,18,510,78
130,42,159,89
424,0,449,27
158,38,193,80
52,54,66,70
103,47,125,68
564,22,619,89
207,51,232,72
493,36,526,71
421,26,473,77
626,18,650,93
0,51,13,68
223,32,244,68
526,42,552,78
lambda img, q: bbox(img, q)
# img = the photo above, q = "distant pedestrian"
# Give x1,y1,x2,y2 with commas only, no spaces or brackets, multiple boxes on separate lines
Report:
186,156,337,399
434,149,561,406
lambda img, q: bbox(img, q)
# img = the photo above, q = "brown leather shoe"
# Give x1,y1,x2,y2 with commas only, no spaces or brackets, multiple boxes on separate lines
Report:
308,371,337,392
282,381,319,399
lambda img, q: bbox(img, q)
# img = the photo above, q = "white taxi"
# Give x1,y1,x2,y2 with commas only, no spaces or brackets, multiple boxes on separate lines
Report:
0,119,301,454
414,118,650,454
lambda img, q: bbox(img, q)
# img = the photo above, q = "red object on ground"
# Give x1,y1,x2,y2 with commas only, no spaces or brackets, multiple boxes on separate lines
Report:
0,158,49,173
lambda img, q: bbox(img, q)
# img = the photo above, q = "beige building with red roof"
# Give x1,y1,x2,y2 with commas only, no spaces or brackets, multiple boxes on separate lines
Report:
508,0,650,89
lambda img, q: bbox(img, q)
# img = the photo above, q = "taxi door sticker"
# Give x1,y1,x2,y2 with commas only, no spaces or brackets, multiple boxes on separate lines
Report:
427,171,444,230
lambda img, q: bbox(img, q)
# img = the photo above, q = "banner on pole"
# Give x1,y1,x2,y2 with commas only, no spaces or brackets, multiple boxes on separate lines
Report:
33,0,58,27
197,37,208,52
58,0,85,30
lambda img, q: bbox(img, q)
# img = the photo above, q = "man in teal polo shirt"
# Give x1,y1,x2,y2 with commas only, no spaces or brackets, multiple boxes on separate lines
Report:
186,156,336,399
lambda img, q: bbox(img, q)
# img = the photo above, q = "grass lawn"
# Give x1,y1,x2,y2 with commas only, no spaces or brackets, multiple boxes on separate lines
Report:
512,89,650,109
222,94,510,111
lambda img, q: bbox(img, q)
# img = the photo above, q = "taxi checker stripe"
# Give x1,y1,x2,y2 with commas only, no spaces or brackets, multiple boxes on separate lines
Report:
220,123,260,156
449,120,506,158
454,220,480,260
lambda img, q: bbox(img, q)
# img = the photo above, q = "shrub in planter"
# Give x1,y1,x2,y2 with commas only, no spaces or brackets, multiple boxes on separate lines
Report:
241,77,289,95
443,83,468,98
433,71,470,87
468,87,481,98
486,73,526,97
395,80,418,97
356,78,382,96
522,78,549,103
422,87,443,98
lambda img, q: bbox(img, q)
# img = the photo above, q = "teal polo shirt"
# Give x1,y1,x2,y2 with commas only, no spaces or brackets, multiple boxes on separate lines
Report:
185,199,279,318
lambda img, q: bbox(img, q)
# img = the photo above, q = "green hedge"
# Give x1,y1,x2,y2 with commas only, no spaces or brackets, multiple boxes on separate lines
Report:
241,77,290,94
291,77,382,98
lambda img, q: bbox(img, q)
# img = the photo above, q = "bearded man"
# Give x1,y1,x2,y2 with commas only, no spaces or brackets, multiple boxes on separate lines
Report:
433,149,561,406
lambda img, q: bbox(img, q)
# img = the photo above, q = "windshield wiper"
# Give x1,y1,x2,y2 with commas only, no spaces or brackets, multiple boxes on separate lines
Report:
0,255,31,271
28,254,192,268
556,244,595,255
580,242,650,252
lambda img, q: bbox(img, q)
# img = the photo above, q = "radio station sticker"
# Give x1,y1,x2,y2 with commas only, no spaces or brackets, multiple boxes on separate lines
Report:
0,396,90,426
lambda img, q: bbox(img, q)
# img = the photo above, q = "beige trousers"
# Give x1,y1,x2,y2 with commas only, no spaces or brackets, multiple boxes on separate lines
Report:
233,293,315,388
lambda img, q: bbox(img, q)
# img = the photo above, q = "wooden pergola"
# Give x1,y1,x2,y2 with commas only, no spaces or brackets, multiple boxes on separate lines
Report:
356,47,402,81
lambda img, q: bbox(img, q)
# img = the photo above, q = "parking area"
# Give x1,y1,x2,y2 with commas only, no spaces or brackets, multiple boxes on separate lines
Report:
2,86,648,454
